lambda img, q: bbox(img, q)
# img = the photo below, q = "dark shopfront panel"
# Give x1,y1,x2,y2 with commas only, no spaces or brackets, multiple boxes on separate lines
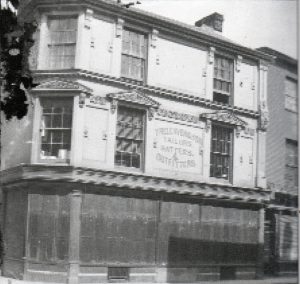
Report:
80,193,157,264
79,191,260,267
3,186,262,281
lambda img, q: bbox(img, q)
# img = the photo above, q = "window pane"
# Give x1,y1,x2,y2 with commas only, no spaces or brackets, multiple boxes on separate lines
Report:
48,17,77,69
40,98,73,160
115,107,144,169
213,55,233,103
121,29,146,80
210,125,232,180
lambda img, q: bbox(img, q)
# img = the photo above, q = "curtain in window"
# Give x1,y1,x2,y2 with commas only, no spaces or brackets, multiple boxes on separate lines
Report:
48,17,77,69
115,107,144,168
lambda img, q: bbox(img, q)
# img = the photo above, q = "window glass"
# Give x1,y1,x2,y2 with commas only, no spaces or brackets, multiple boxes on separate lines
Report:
47,16,77,69
40,98,73,161
285,78,298,112
121,29,147,81
213,55,234,105
210,125,233,180
115,106,145,169
284,140,298,193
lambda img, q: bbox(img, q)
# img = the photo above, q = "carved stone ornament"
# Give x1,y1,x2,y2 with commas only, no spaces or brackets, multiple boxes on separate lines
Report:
107,90,160,108
84,9,93,29
200,110,248,128
151,29,159,48
116,18,124,38
148,107,157,121
110,99,118,114
236,125,242,138
79,93,86,108
208,47,215,64
236,55,243,72
157,108,198,124
107,90,160,117
259,102,269,131
33,78,93,93
205,119,212,132
89,95,107,105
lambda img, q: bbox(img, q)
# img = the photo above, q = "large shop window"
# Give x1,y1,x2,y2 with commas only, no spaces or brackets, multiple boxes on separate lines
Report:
28,193,70,262
40,98,73,162
115,106,145,169
47,16,77,69
284,139,298,193
210,124,233,180
213,55,234,105
285,78,298,112
121,29,147,81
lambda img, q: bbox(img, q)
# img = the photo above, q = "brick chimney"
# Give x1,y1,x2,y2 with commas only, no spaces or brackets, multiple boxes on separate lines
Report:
195,12,224,32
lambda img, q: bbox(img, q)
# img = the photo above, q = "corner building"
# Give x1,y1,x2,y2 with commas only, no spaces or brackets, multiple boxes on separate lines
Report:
1,1,272,282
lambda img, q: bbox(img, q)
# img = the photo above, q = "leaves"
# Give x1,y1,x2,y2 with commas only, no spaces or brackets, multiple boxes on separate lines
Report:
1,2,37,120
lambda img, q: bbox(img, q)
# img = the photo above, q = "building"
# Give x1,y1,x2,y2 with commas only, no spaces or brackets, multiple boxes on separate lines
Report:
257,47,298,276
0,1,273,283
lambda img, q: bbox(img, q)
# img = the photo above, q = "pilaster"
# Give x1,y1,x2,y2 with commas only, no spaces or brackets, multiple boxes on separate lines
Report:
111,18,124,77
205,47,215,101
67,190,82,284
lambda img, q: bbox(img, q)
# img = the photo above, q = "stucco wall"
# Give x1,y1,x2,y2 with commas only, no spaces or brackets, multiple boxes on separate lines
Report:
266,64,298,192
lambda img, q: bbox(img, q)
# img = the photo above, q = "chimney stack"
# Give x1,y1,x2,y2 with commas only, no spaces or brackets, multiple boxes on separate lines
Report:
195,12,224,32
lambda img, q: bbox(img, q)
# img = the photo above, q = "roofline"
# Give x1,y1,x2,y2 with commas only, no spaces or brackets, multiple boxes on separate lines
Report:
257,47,297,66
19,0,273,62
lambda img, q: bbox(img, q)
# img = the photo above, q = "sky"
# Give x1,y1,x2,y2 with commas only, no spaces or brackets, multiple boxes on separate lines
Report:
137,0,298,59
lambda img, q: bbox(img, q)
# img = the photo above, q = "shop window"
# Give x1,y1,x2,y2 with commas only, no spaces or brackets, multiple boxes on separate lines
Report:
284,139,298,193
28,193,70,262
121,28,147,81
213,55,234,105
47,16,77,69
210,124,233,180
115,106,145,169
40,97,73,162
285,78,298,112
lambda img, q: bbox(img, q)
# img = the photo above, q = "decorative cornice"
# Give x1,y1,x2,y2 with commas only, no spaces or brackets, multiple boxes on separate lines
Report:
157,108,199,124
199,110,248,127
33,70,260,118
32,77,93,94
0,165,271,204
107,90,160,109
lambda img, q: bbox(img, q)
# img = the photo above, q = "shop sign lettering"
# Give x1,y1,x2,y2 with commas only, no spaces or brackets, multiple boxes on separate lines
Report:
154,125,203,171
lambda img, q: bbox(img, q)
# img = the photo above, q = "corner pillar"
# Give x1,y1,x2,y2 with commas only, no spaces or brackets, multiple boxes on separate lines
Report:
256,206,265,279
67,190,82,284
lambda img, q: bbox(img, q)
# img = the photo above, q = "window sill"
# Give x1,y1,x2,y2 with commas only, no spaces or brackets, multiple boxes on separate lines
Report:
114,165,144,174
209,176,232,186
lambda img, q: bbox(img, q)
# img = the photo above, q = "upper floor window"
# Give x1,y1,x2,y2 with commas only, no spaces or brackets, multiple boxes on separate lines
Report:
47,16,77,69
121,29,147,81
213,55,234,105
115,106,145,169
285,78,298,112
284,139,298,193
40,98,73,162
210,124,233,180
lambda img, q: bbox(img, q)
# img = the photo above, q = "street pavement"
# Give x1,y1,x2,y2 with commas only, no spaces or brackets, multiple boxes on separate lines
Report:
0,276,298,284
